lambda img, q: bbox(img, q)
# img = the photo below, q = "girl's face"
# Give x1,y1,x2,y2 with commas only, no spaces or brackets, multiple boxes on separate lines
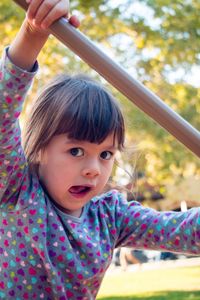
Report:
38,133,117,217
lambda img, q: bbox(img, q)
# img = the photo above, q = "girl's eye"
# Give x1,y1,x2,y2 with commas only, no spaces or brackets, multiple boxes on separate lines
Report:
69,148,84,157
100,151,113,160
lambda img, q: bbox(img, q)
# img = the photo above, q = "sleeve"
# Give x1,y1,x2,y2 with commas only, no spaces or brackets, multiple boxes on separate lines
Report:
0,47,38,204
107,191,200,255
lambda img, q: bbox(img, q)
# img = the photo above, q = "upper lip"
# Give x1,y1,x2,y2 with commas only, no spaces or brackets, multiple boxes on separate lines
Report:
78,183,95,188
68,184,96,190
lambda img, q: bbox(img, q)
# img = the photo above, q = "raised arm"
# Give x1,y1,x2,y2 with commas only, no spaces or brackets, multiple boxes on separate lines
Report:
9,0,79,70
0,0,79,203
8,19,49,71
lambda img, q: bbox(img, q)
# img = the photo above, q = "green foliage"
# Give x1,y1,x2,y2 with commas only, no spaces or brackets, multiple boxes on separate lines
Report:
122,0,200,185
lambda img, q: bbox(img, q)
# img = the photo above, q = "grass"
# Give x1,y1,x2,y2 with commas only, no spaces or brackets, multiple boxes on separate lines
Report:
97,265,200,300
98,291,200,300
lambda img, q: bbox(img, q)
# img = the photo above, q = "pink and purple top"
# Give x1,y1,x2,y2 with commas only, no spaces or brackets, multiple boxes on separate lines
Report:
0,48,200,300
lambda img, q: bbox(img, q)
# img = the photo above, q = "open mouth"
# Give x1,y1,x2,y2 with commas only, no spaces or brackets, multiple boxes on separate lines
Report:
68,185,92,197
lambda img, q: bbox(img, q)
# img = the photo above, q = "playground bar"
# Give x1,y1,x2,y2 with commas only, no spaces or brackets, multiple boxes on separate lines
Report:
13,0,200,157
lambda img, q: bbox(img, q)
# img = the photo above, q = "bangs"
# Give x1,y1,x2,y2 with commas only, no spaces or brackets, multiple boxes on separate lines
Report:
55,82,125,149
24,74,125,165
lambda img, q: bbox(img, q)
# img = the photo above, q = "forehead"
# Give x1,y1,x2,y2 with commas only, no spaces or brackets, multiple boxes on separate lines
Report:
48,133,118,150
65,133,118,149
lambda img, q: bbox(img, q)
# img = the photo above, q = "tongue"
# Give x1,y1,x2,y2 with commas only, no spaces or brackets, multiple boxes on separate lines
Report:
69,186,86,194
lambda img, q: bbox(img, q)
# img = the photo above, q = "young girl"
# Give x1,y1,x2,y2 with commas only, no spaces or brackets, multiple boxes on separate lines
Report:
0,0,200,299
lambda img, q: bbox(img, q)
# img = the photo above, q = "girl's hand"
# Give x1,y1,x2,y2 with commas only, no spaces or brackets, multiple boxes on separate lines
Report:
26,0,80,35
8,0,80,71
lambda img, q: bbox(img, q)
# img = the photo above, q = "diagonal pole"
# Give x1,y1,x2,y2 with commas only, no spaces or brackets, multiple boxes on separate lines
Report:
13,0,200,157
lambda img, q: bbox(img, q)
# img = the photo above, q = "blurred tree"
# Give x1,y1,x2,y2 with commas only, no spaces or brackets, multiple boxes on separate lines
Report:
120,0,200,186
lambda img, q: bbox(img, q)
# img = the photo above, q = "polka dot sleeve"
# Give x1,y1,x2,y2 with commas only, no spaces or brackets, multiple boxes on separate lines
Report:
0,47,38,204
106,191,200,255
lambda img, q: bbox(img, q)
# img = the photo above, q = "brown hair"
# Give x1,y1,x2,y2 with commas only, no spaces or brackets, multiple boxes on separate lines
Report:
23,74,125,169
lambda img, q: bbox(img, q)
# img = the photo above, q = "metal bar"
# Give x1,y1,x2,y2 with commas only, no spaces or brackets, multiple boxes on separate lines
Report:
13,0,200,157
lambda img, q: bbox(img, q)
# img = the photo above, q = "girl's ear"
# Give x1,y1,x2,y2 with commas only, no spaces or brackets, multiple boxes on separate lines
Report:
35,150,42,163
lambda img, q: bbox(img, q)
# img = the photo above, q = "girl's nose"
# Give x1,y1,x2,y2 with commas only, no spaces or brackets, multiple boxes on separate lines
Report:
81,160,101,178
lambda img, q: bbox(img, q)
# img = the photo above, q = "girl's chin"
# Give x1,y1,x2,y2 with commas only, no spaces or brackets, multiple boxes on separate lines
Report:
53,201,83,217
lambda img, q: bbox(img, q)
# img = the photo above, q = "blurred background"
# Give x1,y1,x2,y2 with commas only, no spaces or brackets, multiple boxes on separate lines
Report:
1,0,200,298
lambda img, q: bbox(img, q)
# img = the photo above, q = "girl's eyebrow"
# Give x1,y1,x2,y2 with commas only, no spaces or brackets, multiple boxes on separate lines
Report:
64,138,80,145
64,139,118,151
105,145,118,151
